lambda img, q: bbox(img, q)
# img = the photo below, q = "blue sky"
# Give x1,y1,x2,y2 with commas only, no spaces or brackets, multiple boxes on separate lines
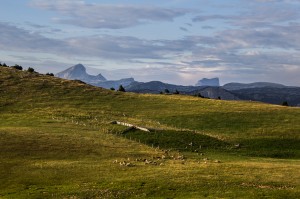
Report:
1,0,300,85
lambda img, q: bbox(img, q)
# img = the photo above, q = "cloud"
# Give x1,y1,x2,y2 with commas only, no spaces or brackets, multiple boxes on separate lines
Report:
0,22,191,62
2,14,300,85
0,22,68,53
180,27,189,32
202,25,214,29
255,0,300,2
30,0,189,29
193,1,300,28
193,14,234,22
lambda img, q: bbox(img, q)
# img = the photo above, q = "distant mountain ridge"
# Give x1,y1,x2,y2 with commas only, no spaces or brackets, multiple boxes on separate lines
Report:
95,78,135,89
223,82,288,91
231,87,300,106
125,81,238,100
125,81,197,94
55,64,300,106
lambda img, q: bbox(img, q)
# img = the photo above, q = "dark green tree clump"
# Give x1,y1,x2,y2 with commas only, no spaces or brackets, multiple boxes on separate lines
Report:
173,90,180,94
282,101,289,106
27,67,35,73
164,89,170,94
12,64,23,70
46,73,54,76
118,85,126,92
110,87,115,91
197,93,204,98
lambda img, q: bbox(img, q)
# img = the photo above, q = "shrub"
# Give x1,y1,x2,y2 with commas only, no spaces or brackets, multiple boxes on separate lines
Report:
173,90,179,94
46,73,54,76
110,87,115,91
27,67,35,73
282,101,289,106
164,89,170,94
197,93,204,98
2,63,8,67
12,64,23,70
118,85,126,92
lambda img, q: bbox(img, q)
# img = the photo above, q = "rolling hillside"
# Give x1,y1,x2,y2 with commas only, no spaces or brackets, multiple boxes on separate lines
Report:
0,66,300,198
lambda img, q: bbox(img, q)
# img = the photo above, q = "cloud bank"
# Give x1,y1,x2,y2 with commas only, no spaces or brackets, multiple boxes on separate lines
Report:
30,0,188,29
1,0,300,85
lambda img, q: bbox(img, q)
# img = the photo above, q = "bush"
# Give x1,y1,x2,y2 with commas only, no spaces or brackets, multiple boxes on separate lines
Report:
110,87,115,91
282,101,289,106
12,64,23,70
27,67,35,73
164,89,170,94
118,85,126,92
2,63,8,67
173,90,179,94
46,73,54,76
197,93,204,98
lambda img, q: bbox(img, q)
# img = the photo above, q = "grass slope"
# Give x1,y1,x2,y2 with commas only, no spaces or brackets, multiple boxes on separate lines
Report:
0,67,300,198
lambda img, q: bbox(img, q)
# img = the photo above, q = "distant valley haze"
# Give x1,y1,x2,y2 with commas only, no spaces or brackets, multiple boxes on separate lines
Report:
56,64,300,106
1,0,300,86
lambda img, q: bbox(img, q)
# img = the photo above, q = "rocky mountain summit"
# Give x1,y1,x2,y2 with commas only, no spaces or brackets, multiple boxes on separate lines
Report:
56,64,107,83
196,78,220,87
55,64,135,89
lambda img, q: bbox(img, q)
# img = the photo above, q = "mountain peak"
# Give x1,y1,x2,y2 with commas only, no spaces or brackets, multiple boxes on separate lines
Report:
71,64,86,72
56,64,106,82
96,73,106,79
196,78,220,87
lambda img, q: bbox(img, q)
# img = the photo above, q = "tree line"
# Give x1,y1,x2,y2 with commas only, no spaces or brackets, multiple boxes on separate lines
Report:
0,62,53,76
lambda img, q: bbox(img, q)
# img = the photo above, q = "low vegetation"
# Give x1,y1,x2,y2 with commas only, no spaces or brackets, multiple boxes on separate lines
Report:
0,67,299,198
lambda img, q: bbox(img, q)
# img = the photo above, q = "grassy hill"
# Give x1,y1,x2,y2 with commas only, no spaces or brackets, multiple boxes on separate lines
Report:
0,67,299,198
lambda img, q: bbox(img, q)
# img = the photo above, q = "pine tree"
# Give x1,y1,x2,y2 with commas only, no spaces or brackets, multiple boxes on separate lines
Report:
118,85,126,92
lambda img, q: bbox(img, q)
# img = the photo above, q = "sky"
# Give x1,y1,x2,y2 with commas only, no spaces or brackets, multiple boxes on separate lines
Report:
1,0,300,86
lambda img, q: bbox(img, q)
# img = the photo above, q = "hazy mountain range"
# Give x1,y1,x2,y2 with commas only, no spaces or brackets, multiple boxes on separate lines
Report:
56,64,135,89
56,64,300,106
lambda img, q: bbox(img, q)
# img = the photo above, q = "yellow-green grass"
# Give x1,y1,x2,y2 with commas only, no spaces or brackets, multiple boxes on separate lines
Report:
0,67,299,198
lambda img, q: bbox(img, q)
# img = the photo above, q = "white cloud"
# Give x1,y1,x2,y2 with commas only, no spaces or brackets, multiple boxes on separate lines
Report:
30,0,189,29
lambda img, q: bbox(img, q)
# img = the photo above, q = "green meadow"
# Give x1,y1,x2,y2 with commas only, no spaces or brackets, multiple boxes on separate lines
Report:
0,67,299,198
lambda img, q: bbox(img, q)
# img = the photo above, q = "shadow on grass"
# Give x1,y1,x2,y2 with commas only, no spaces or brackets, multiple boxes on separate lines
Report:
240,138,300,159
118,129,229,152
118,129,299,159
